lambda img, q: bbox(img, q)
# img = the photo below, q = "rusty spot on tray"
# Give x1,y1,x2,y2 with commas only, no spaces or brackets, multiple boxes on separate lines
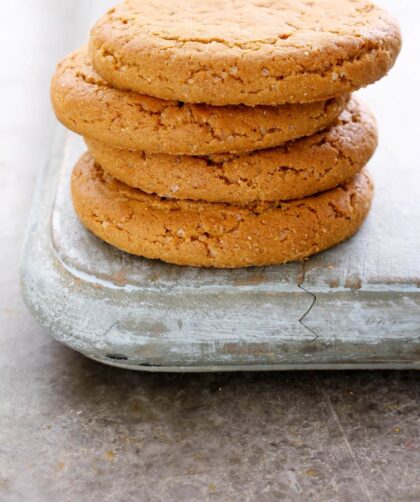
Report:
329,279,339,288
345,276,362,291
231,268,266,286
222,342,274,357
109,267,129,286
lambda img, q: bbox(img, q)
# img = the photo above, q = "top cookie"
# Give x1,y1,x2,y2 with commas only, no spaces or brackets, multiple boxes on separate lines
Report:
89,0,401,106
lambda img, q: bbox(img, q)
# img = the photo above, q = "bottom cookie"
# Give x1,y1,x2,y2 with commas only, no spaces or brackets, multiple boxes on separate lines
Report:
72,153,374,268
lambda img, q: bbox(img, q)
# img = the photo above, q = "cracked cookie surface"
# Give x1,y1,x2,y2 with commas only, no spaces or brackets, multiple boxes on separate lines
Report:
51,49,346,155
89,0,401,106
86,98,377,204
72,153,374,268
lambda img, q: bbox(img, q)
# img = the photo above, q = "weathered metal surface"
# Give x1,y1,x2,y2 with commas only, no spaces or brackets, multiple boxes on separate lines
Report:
20,126,420,371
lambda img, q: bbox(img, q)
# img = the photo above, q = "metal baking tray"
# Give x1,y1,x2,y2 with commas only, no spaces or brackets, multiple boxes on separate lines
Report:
20,128,420,371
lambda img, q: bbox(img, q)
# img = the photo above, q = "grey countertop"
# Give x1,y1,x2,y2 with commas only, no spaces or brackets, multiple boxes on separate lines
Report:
1,1,419,501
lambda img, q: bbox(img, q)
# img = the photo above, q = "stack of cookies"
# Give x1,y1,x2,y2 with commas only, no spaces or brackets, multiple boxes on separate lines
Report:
51,0,401,268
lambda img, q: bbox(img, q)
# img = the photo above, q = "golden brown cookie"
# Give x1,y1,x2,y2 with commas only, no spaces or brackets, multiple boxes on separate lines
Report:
72,153,374,268
86,98,377,204
51,49,347,156
89,0,401,106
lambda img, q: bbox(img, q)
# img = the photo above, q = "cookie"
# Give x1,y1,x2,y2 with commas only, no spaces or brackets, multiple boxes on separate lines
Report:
86,98,377,204
72,153,374,268
51,49,347,156
89,0,401,106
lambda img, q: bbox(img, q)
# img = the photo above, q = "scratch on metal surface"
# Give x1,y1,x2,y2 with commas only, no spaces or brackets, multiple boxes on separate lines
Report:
316,375,374,502
298,261,319,342
102,321,119,337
